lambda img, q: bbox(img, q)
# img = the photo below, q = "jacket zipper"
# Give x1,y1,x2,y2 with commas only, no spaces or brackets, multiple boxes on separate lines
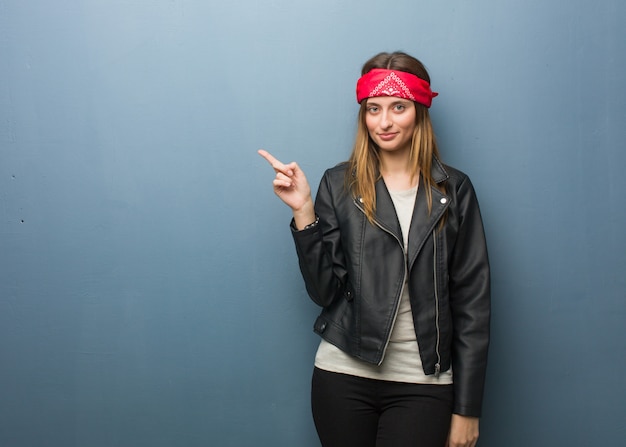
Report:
432,229,442,377
354,198,406,366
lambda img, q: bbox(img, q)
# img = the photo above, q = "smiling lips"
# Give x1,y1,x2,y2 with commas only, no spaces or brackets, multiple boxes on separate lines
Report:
377,132,398,141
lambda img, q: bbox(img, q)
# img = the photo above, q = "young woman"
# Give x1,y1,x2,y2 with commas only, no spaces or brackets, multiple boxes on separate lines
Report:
259,51,490,447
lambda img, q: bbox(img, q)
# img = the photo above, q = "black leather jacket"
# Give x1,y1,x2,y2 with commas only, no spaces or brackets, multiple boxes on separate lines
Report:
291,158,490,417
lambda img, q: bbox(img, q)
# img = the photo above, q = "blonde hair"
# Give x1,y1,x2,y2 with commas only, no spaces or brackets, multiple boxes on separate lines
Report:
346,52,444,222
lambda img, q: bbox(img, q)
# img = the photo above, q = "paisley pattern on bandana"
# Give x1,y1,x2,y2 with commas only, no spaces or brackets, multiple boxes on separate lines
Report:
369,72,416,101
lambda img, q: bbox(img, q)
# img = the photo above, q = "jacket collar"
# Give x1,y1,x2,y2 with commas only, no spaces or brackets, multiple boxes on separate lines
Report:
431,156,449,184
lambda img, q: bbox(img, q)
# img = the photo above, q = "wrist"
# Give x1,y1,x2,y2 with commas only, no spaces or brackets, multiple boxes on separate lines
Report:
293,200,315,230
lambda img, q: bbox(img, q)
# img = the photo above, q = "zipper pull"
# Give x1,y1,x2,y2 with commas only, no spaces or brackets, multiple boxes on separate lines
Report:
435,363,440,377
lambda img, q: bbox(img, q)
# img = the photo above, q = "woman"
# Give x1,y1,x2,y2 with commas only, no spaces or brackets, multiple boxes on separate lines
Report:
259,51,490,447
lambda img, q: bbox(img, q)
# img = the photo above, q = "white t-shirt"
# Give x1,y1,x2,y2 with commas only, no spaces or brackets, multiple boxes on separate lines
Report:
314,184,453,384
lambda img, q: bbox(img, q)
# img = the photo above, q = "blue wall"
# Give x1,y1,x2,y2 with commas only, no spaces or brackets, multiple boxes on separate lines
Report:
1,1,624,445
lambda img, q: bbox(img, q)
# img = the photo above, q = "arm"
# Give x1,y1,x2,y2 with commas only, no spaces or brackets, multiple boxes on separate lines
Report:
448,175,491,418
291,170,348,307
259,150,347,307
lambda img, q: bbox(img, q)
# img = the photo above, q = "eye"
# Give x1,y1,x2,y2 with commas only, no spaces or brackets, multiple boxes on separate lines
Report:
393,104,406,112
366,106,379,113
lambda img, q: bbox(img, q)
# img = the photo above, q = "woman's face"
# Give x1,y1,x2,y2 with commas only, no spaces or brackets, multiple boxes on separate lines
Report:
364,97,416,154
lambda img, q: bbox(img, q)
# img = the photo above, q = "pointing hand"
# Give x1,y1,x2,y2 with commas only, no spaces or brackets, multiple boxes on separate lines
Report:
258,149,316,230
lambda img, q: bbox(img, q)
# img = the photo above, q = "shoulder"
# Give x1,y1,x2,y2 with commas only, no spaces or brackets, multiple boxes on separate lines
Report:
316,162,351,201
439,163,485,209
441,163,469,183
441,163,475,191
319,162,350,187
323,161,350,177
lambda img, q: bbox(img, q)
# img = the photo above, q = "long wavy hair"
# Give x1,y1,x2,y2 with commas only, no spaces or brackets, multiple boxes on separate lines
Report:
346,51,444,223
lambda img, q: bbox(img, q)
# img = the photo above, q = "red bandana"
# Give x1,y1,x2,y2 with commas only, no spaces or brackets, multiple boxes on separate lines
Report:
356,68,438,108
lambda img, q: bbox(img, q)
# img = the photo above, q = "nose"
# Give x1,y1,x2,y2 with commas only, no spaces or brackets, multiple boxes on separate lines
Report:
380,110,393,129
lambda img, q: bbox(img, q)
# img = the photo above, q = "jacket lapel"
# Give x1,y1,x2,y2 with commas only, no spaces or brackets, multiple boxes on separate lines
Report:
407,159,450,267
372,178,403,241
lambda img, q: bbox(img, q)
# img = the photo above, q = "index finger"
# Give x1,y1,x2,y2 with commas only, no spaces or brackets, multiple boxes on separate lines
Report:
258,149,290,174
257,149,281,165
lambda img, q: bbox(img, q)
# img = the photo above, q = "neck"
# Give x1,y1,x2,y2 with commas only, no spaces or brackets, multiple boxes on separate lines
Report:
379,149,418,190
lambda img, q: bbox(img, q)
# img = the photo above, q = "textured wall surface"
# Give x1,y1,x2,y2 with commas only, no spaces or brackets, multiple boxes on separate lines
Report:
1,1,624,445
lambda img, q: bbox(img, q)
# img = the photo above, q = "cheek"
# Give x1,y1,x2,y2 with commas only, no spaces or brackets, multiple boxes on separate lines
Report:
365,115,377,133
400,115,417,132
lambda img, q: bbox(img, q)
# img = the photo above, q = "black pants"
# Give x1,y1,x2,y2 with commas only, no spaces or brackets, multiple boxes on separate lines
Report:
311,367,453,447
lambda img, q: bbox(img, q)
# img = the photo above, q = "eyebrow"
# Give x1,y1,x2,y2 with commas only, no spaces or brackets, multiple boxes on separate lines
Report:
366,99,412,106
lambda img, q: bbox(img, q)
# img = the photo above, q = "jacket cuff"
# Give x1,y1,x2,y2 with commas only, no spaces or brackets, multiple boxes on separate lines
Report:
452,404,482,418
290,215,319,232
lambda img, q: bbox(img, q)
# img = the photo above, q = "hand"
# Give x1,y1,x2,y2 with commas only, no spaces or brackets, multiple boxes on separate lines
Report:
446,414,479,447
258,149,316,229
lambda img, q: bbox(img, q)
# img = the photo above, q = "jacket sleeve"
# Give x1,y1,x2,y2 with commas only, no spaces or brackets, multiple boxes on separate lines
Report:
448,175,491,417
291,170,348,308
